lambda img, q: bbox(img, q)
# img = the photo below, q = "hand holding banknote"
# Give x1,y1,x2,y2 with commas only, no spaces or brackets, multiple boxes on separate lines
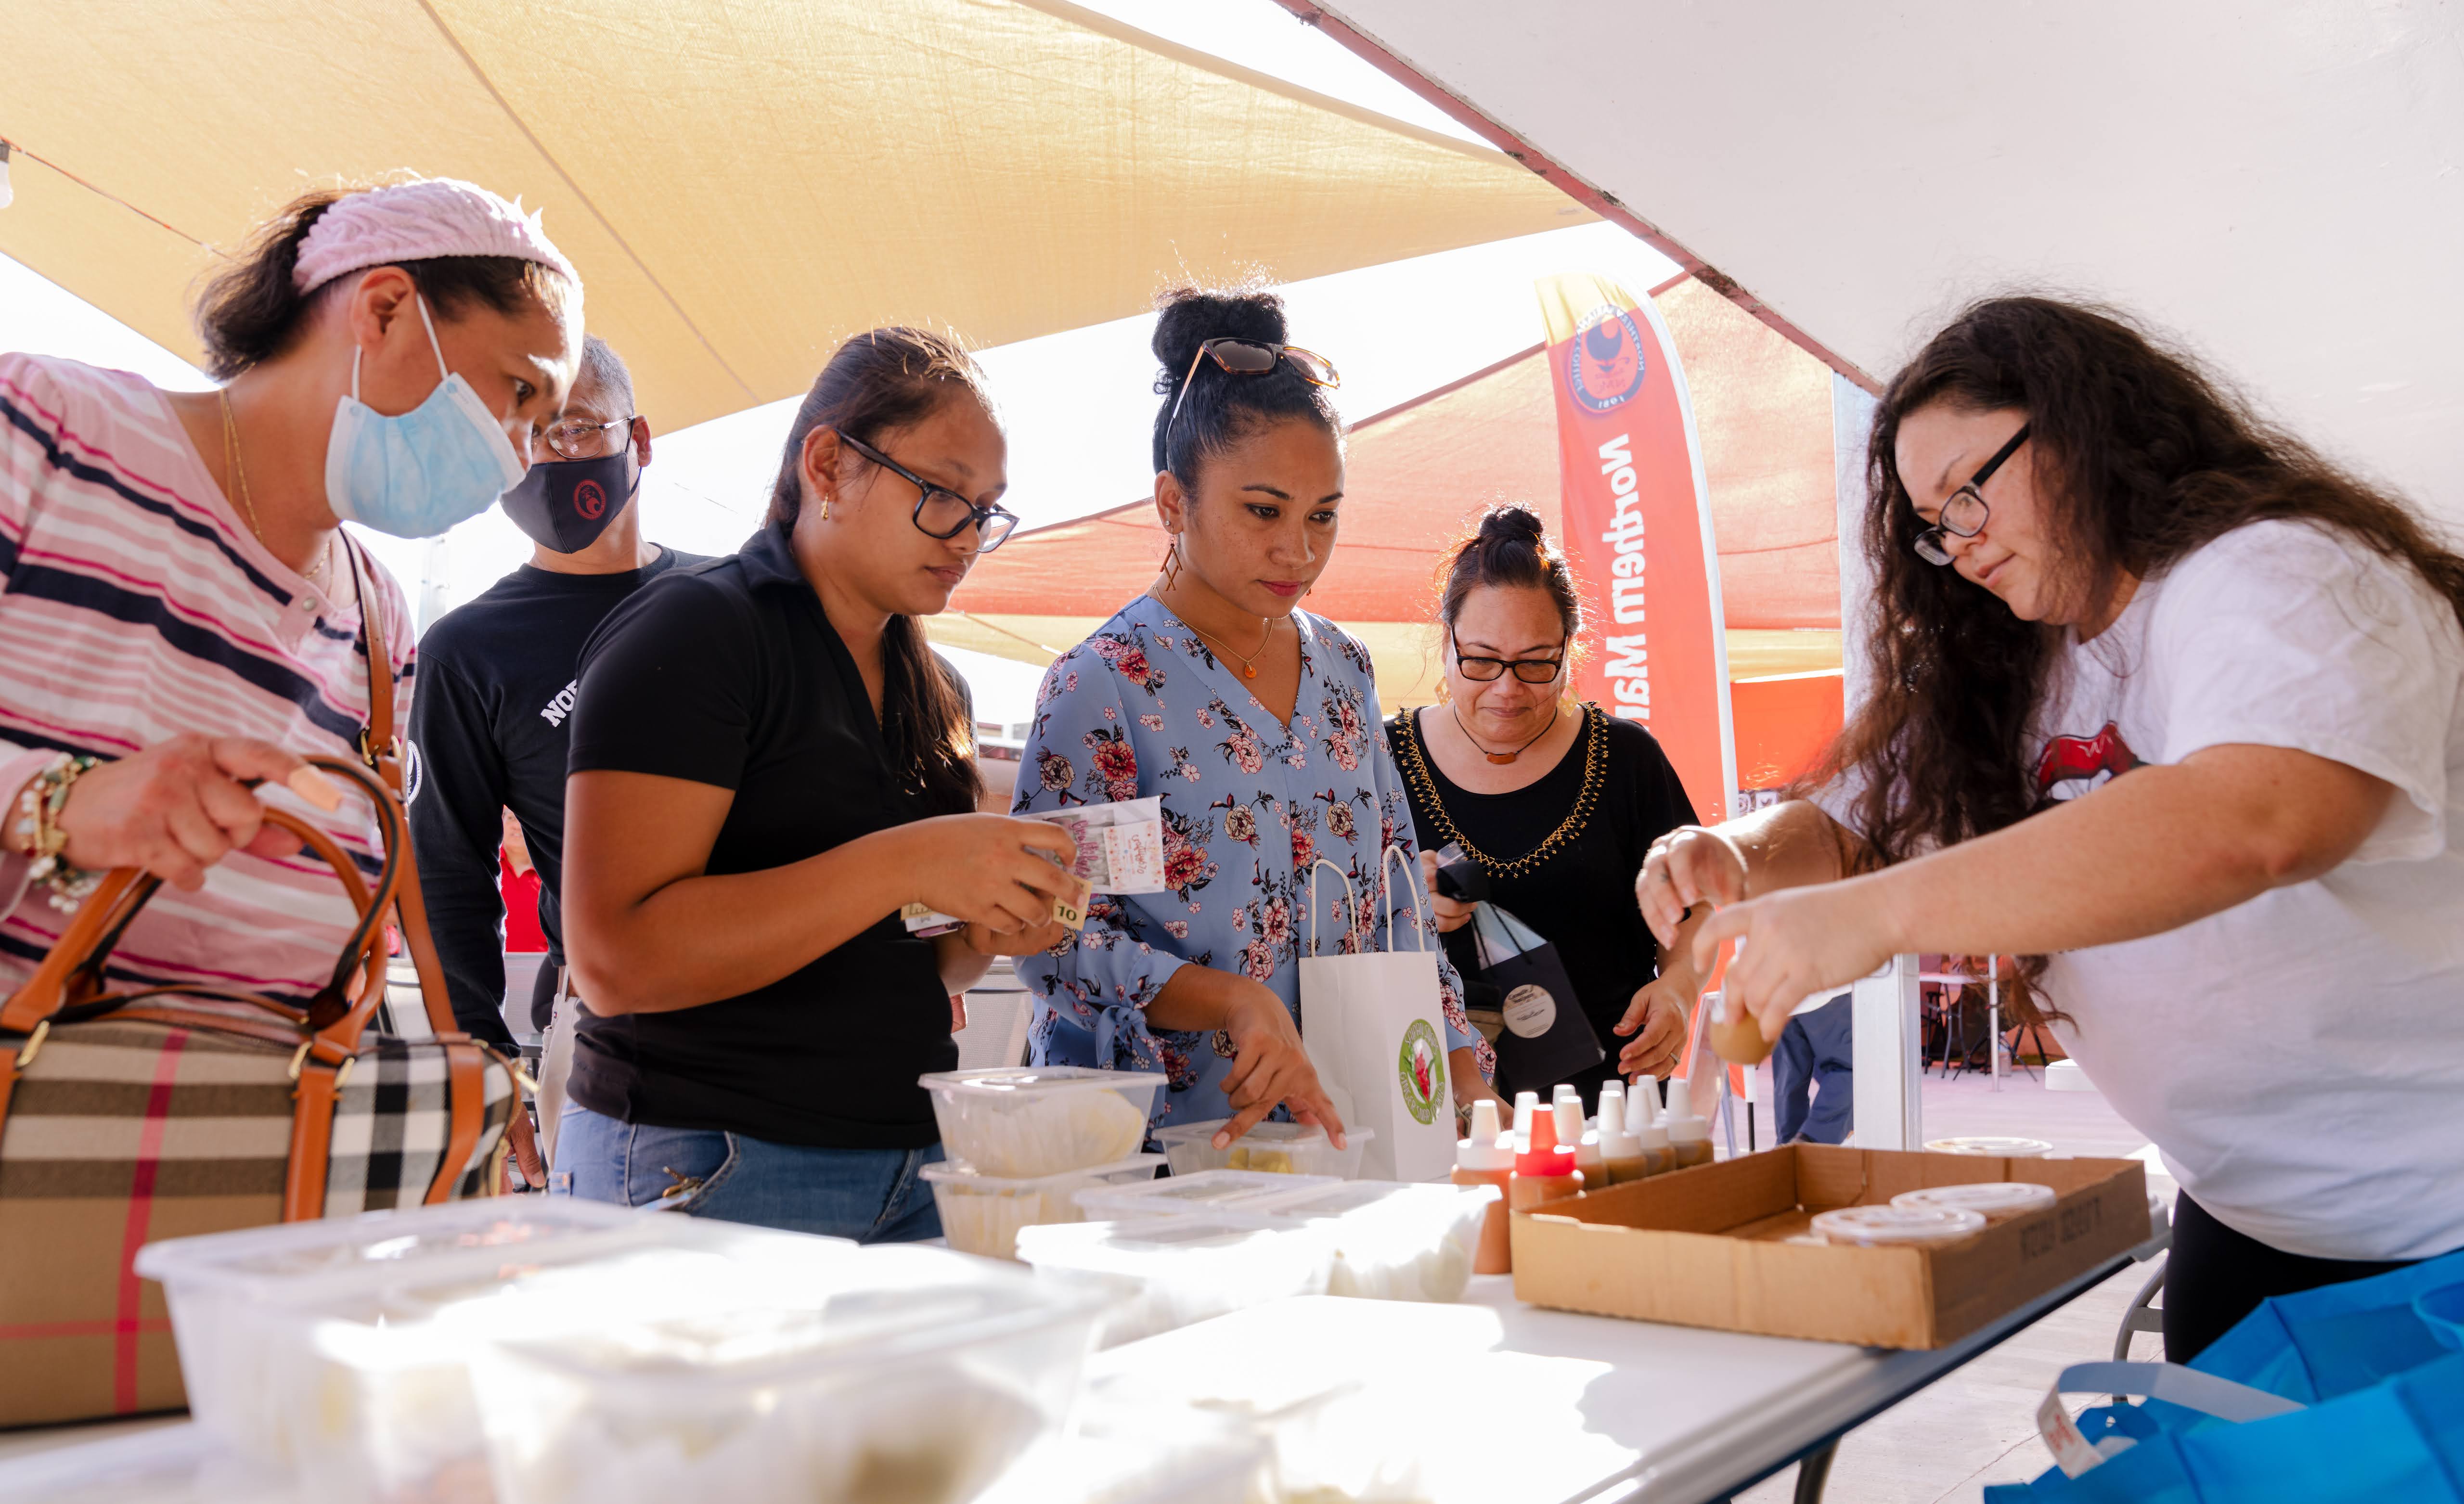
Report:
900,813,1085,937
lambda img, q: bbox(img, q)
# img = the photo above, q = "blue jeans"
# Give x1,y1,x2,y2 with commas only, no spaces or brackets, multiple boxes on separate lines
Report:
552,1104,944,1243
1774,993,1854,1144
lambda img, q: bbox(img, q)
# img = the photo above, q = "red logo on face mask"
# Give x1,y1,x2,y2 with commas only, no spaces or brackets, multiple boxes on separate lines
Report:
574,479,607,520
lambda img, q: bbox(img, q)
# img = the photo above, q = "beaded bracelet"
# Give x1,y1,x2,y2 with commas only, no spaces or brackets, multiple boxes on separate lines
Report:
10,753,101,912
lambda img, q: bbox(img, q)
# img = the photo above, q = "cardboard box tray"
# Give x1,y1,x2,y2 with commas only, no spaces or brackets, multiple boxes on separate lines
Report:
1509,1145,2150,1349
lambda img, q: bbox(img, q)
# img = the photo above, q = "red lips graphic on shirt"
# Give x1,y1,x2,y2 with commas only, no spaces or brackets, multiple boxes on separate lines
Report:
2034,722,2140,801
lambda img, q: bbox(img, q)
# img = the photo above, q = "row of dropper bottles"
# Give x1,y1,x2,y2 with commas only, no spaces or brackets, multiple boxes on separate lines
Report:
1452,1076,1716,1276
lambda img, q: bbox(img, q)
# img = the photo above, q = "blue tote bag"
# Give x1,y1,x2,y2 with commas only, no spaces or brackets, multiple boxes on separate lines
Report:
1985,1248,2464,1503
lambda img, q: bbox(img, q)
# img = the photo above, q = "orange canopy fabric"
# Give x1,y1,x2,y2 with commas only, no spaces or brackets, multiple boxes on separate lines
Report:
947,272,1841,635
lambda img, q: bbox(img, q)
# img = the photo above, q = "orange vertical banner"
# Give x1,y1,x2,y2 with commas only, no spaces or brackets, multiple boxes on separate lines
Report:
1537,273,1736,824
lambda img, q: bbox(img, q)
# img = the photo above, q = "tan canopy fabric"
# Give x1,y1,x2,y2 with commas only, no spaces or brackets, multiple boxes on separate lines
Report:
0,0,1586,428
937,272,1843,706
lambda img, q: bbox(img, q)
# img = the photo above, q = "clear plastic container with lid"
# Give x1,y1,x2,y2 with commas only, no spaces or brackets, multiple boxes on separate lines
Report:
1810,1204,1989,1246
920,1154,1164,1260
917,1066,1165,1177
130,1198,671,1476
1891,1182,2058,1220
1148,1118,1373,1179
1237,1180,1497,1302
286,1234,858,1504
465,1242,1113,1504
1012,1217,1332,1348
1071,1168,1338,1222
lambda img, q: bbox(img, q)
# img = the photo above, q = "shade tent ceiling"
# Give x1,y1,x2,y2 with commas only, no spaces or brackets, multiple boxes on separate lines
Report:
936,272,1844,707
0,0,1586,429
1283,0,2464,521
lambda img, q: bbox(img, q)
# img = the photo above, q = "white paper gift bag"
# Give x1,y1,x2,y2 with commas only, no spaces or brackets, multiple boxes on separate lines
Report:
1298,847,1455,1182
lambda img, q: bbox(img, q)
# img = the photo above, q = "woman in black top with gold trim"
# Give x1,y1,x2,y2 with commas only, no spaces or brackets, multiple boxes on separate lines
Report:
1387,507,1706,1102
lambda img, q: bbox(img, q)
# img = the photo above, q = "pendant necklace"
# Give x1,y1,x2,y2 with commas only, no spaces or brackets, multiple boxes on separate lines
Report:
1187,613,1275,681
1454,701,1558,765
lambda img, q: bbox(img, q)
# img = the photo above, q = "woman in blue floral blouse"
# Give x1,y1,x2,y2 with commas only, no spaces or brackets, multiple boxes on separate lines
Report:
1015,287,1499,1149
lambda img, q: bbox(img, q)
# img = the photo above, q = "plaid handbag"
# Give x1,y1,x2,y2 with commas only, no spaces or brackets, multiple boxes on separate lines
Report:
0,753,518,1426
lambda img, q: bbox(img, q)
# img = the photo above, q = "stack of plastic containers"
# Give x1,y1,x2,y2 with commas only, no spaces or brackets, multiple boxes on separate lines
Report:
1017,1172,1497,1346
464,1242,1113,1504
134,1200,1113,1504
133,1198,675,1499
916,1066,1170,1260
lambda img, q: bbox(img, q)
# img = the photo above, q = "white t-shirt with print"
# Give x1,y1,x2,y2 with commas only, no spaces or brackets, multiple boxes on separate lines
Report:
1887,520,2464,1261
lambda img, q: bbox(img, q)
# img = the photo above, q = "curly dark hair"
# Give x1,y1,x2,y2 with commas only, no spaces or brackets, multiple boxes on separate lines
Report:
1818,295,2464,1024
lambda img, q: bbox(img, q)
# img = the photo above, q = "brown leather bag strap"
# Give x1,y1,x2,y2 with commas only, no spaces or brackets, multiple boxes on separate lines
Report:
345,540,464,1042
283,1057,344,1221
0,868,157,1033
426,1038,489,1204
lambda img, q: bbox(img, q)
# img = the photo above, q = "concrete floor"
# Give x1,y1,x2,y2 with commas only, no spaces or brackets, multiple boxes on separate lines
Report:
1734,1066,2173,1504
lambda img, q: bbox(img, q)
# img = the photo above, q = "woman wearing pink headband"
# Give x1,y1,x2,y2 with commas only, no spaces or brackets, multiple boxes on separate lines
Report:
0,179,578,1177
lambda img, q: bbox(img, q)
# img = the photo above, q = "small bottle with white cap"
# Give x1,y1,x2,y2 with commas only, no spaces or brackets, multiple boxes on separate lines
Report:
1663,1077,1715,1168
1452,1096,1516,1274
1629,1080,1675,1178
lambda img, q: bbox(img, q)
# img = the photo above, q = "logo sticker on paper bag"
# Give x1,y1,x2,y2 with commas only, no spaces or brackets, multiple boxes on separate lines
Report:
1398,1019,1445,1126
1501,984,1558,1039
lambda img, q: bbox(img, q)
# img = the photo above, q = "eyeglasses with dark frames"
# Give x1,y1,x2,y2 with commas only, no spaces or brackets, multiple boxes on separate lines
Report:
1450,632,1567,684
1913,424,2031,566
838,432,1020,553
543,414,637,462
1162,337,1341,460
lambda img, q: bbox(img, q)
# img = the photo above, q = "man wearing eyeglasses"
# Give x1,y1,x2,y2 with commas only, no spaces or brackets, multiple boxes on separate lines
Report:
407,335,707,1178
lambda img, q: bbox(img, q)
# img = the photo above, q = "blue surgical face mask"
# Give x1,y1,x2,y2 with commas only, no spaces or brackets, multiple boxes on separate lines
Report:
323,294,527,539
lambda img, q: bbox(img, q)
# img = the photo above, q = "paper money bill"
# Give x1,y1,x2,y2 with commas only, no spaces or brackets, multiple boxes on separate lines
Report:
900,796,1164,934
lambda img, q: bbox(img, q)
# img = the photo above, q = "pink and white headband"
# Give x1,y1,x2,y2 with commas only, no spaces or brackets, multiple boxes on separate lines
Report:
291,177,577,295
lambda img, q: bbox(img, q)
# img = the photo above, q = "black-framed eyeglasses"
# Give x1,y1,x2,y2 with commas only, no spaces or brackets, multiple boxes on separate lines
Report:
1450,632,1566,684
543,414,637,462
1163,337,1341,458
838,432,1019,553
1913,424,2030,566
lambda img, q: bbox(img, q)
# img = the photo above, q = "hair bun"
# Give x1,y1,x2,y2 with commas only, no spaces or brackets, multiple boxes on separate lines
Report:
1152,285,1290,395
1477,505,1548,549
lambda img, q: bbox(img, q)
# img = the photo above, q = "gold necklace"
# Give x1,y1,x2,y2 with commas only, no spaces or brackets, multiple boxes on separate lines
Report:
1395,702,1608,879
1176,605,1276,681
1452,701,1559,765
220,388,328,588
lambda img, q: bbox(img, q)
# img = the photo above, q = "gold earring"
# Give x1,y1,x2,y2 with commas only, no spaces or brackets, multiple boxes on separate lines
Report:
1161,536,1183,590
818,493,833,521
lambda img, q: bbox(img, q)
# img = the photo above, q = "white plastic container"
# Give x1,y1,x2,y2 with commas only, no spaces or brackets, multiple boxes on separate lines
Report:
1892,1182,2058,1220
1071,1168,1338,1222
918,1066,1165,1177
1149,1118,1374,1179
1238,1180,1497,1302
132,1198,663,1475
1013,1218,1331,1348
920,1154,1164,1260
1810,1204,1989,1246
290,1235,870,1504
467,1243,1113,1504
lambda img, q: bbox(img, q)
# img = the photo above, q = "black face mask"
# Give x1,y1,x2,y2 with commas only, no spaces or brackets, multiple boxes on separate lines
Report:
502,450,637,554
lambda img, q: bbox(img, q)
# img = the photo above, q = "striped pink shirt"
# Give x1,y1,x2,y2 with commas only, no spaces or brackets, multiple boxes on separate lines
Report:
0,354,415,1001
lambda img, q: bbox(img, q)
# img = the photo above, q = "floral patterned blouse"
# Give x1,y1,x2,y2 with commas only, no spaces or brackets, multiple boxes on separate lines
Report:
1013,594,1493,1136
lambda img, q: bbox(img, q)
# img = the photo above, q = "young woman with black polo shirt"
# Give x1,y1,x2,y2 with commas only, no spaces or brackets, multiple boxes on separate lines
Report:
555,328,1074,1241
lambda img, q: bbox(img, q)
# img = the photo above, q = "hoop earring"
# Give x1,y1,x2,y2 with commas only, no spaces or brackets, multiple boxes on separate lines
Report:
1161,536,1184,591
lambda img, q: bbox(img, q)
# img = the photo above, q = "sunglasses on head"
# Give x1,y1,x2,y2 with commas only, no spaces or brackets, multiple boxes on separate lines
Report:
1163,337,1341,457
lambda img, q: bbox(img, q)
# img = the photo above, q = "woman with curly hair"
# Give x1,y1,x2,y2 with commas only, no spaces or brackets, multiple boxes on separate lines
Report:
1640,296,2464,1359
